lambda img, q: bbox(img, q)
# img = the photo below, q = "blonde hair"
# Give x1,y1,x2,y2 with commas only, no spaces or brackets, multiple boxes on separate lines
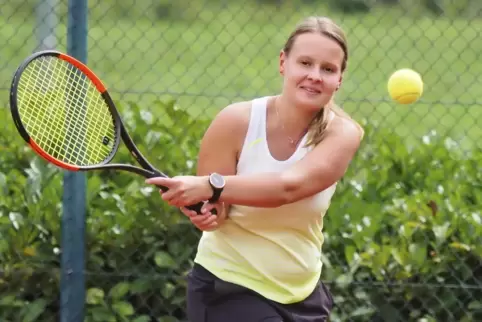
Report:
283,16,357,147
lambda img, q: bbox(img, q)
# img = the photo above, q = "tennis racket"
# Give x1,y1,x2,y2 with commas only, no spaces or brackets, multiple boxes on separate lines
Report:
9,50,206,214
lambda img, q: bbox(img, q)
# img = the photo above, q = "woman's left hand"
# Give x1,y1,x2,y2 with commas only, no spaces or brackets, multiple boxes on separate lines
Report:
180,201,228,231
145,175,212,208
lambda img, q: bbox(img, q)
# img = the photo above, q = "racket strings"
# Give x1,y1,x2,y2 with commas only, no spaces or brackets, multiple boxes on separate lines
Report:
16,56,117,166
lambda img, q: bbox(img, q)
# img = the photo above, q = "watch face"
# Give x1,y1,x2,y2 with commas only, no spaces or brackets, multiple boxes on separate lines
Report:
210,173,225,189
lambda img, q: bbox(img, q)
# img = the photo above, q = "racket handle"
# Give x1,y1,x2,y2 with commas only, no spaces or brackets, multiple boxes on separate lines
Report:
185,201,205,213
184,200,218,215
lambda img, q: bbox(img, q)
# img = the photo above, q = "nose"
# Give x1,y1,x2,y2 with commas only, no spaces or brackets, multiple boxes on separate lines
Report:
307,68,322,82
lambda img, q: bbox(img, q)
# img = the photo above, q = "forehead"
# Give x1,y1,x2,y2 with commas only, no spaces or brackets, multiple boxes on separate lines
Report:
290,32,344,63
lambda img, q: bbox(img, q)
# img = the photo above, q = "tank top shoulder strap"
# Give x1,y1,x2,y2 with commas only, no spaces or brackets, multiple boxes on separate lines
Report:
241,96,268,149
237,96,269,169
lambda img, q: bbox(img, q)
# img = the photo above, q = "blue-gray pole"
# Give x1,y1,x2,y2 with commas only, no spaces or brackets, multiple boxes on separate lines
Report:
60,0,87,321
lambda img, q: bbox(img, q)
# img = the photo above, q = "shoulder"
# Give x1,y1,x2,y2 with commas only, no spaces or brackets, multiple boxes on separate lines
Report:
205,100,252,138
327,110,365,142
199,99,255,152
322,109,364,150
212,100,252,128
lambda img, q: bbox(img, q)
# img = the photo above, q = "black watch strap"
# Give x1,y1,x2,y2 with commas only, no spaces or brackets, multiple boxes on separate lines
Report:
209,189,222,203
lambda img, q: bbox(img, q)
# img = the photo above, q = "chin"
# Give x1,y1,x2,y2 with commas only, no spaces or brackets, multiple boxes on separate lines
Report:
295,94,328,112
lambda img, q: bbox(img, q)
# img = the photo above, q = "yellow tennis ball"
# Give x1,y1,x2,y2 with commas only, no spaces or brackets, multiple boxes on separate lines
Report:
387,68,424,104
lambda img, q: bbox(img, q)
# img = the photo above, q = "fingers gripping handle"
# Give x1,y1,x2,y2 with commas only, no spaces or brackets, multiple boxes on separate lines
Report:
147,172,206,215
157,184,205,214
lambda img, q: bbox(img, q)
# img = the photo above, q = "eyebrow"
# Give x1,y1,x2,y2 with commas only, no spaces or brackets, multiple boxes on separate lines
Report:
297,56,341,67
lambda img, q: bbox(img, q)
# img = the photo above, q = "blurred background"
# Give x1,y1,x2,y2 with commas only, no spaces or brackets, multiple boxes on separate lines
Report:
0,0,481,321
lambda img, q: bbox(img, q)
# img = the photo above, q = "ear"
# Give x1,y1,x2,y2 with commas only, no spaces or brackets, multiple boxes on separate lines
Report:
279,50,285,75
336,75,343,90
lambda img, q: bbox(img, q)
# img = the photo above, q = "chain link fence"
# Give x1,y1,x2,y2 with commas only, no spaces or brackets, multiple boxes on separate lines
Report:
1,0,481,321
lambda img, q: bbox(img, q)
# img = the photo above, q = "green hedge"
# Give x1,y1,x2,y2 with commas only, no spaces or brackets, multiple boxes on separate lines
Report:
0,100,480,321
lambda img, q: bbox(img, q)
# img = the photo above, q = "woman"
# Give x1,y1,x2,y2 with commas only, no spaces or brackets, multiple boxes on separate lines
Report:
147,16,364,322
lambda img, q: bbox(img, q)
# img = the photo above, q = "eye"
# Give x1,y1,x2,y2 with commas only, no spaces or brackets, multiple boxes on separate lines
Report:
300,60,311,66
323,66,336,73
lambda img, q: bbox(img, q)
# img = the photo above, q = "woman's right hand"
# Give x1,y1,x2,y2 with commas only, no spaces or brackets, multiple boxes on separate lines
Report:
180,202,228,231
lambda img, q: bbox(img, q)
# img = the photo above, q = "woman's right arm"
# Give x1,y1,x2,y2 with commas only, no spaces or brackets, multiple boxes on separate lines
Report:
179,101,251,231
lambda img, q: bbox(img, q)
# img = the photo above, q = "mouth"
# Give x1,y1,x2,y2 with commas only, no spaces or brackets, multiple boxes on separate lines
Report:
300,86,321,95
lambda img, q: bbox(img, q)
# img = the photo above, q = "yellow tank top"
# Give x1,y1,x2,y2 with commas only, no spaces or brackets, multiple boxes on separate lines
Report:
194,96,337,304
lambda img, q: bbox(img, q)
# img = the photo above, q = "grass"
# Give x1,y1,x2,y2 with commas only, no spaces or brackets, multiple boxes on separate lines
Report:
1,1,481,150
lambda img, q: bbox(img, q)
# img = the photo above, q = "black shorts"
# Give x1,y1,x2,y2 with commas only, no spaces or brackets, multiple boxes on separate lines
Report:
186,263,334,322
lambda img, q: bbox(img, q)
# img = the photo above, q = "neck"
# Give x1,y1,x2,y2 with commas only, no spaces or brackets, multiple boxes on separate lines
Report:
274,94,318,135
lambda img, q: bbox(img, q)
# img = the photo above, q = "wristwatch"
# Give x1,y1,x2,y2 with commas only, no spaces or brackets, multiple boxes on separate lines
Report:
208,172,225,203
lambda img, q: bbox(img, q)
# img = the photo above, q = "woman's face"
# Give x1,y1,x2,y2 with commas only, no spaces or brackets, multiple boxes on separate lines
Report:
279,32,345,112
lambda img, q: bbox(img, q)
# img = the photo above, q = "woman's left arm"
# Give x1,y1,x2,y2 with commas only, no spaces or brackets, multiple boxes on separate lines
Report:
218,116,364,207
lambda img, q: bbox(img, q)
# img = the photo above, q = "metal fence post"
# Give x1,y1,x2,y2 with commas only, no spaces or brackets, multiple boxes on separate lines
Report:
60,0,88,321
